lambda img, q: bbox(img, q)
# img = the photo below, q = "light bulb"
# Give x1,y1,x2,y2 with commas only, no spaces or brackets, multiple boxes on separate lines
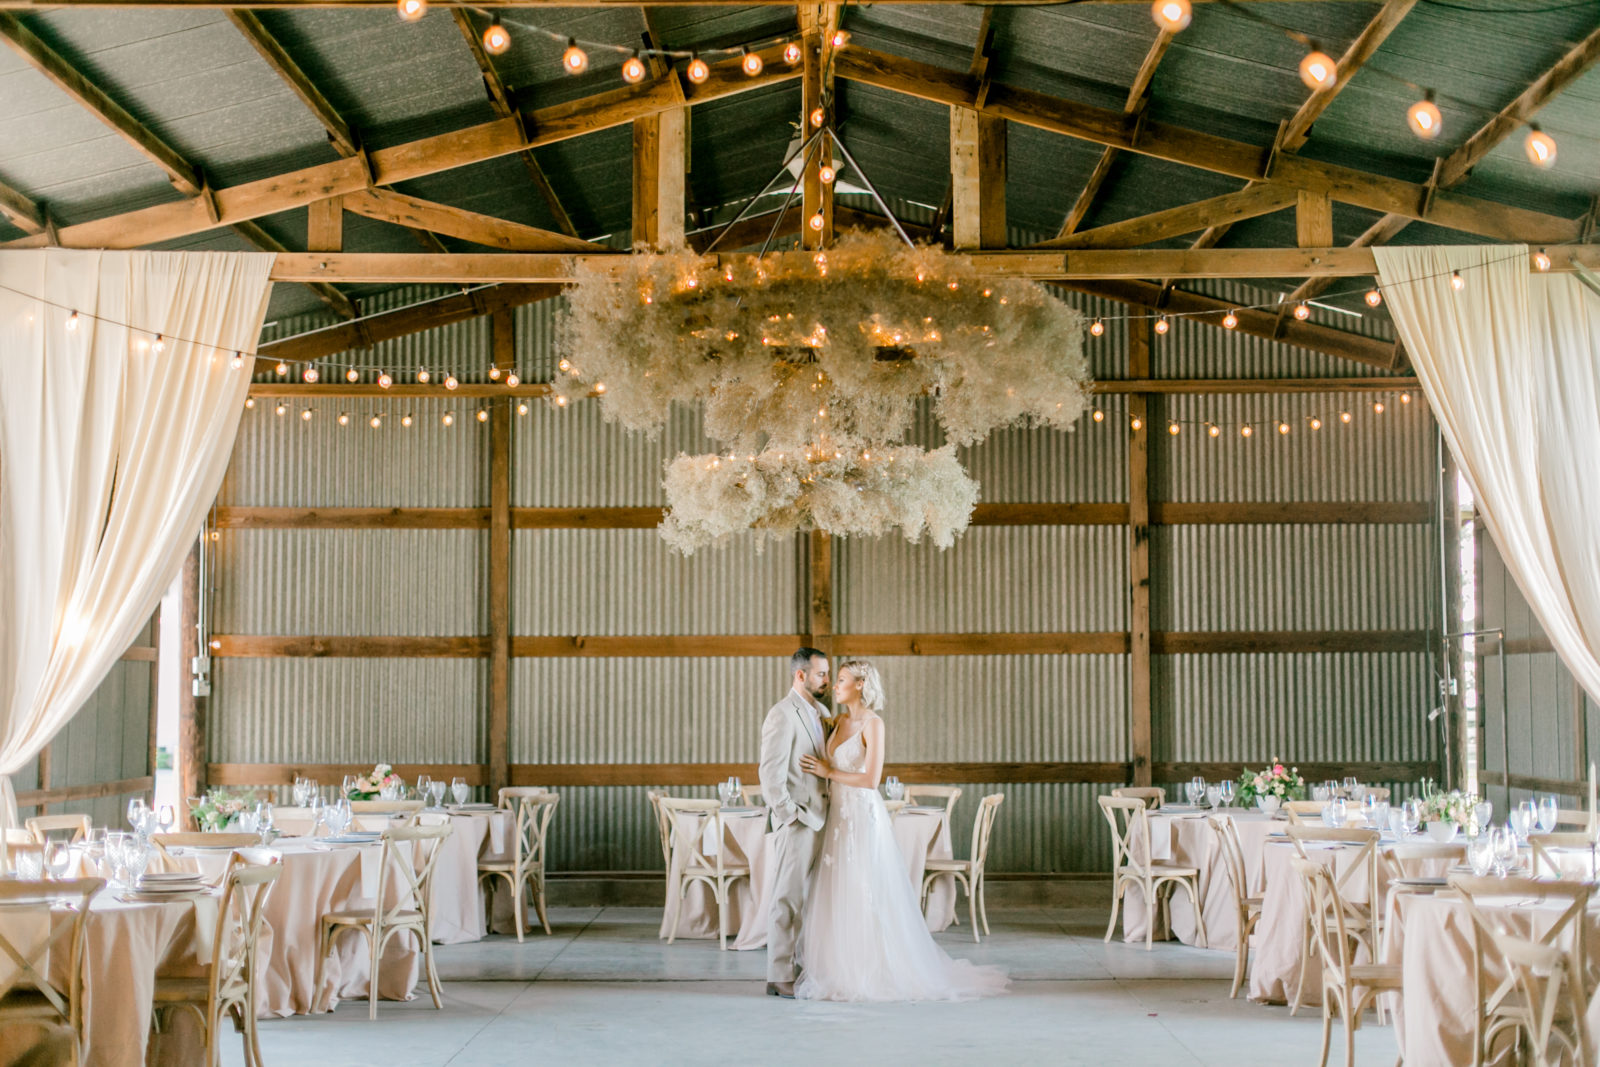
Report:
1222,310,1239,329
1154,316,1170,335
303,366,319,383
687,56,709,84
517,402,529,416
1450,270,1465,291
741,49,763,77
378,371,392,389
1130,417,1143,431
477,409,489,422
808,211,825,231
401,414,413,427
1525,125,1556,168
830,29,849,48
1092,409,1104,423
275,402,286,417
442,412,454,426
505,372,520,388
275,361,288,376
301,408,313,421
65,310,80,331
152,334,166,353
370,415,382,428
622,54,646,84
209,638,221,650
445,374,459,390
783,40,802,65
562,39,588,74
1168,422,1180,436
1089,319,1105,337
396,0,425,21
1340,411,1352,423
417,367,430,384
1151,0,1192,32
1208,424,1220,437
1407,91,1441,140
1310,417,1322,430
338,412,350,426
555,396,569,407
1400,392,1412,404
558,358,571,373
245,397,255,409
1364,289,1383,308
346,367,359,383
810,107,825,128
482,22,510,56
1534,248,1552,272
231,352,244,369
1241,425,1253,438
1299,49,1336,92
488,366,501,380
1293,302,1311,321
1278,422,1290,435
819,164,836,184
1373,401,1385,413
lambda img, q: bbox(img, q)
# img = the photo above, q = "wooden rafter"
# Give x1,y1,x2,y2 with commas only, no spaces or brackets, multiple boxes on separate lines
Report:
833,46,1581,244
233,220,357,319
1039,184,1297,250
342,187,606,252
0,175,46,234
1055,28,1174,239
226,10,358,157
450,8,581,238
0,13,202,194
931,7,995,242
1277,0,1417,153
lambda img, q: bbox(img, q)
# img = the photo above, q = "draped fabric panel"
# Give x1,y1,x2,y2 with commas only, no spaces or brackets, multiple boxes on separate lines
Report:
1375,244,1600,703
0,250,274,825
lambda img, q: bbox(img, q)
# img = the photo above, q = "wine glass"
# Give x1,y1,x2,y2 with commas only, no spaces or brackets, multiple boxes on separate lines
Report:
43,840,70,880
1371,801,1390,833
1312,784,1329,803
1467,831,1496,876
1326,796,1348,828
1343,776,1360,796
327,799,352,836
1511,801,1535,842
124,840,150,885
1537,794,1559,834
84,828,106,875
1401,799,1421,837
254,802,274,843
126,796,148,833
1205,784,1221,809
1474,800,1493,835
292,777,309,807
1361,794,1378,827
307,794,325,835
451,777,469,806
429,779,446,809
157,804,176,833
1492,824,1519,876
237,808,258,835
1218,780,1235,808
341,775,357,799
416,775,433,806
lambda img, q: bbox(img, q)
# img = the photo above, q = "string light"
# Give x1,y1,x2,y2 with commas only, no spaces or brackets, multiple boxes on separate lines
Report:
555,396,569,407
1092,409,1104,423
505,372,521,388
301,408,313,421
1373,401,1385,413
477,408,489,422
687,55,710,84
562,38,588,74
741,48,763,76
517,402,529,416
370,414,382,429
1534,248,1552,272
152,334,166,353
1407,91,1441,140
1293,303,1311,321
244,397,255,409
1525,125,1557,168
346,366,360,383
809,211,825,232
401,414,413,427
1154,316,1170,335
830,29,849,48
1151,0,1192,32
622,53,646,84
65,310,79,331
819,163,836,184
378,371,393,388
302,366,319,383
338,412,350,426
445,374,459,390
1130,417,1143,431
1309,416,1322,430
784,41,802,65
483,22,511,56
488,366,501,380
1241,425,1253,438
810,107,825,128
274,402,286,417
1340,411,1352,424
417,367,430,384
442,412,455,426
396,0,425,21
1450,270,1465,291
1298,49,1336,92
1089,319,1105,337
1168,422,1180,436
231,352,244,369
1222,310,1239,329
1278,421,1290,435
1400,392,1411,404
1207,423,1220,437
1364,289,1383,308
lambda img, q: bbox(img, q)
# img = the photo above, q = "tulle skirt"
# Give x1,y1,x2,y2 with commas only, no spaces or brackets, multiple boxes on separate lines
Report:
795,785,1009,1002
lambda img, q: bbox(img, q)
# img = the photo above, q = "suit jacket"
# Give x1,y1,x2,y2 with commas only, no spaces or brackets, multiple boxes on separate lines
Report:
758,689,829,832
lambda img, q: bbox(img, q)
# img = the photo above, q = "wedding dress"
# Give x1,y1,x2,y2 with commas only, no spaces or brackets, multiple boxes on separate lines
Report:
795,720,1009,1002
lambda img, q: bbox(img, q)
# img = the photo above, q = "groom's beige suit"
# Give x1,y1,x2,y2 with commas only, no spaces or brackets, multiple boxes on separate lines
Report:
759,687,829,984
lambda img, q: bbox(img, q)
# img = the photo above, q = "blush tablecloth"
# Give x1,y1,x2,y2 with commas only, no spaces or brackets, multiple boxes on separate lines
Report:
1120,809,1280,951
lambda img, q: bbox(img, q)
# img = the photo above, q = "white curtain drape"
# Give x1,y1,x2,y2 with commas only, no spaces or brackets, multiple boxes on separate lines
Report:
0,249,273,826
1375,244,1600,703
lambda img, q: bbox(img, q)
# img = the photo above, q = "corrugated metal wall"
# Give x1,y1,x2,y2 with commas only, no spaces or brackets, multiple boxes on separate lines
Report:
215,277,1437,875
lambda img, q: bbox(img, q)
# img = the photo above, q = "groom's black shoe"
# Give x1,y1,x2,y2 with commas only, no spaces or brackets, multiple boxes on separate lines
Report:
766,982,796,999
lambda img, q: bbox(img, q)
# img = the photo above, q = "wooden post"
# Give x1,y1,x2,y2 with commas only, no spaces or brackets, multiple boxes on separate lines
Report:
631,110,685,250
148,604,161,784
35,746,50,816
487,309,513,799
1296,190,1333,249
808,530,833,659
177,539,205,828
306,197,343,252
950,107,1006,250
800,33,832,250
1128,322,1153,787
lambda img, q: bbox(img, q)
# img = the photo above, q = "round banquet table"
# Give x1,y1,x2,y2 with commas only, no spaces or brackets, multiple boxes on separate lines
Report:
659,806,958,948
1120,808,1280,951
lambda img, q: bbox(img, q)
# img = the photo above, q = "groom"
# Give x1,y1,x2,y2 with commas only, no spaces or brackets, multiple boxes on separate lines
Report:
758,647,831,999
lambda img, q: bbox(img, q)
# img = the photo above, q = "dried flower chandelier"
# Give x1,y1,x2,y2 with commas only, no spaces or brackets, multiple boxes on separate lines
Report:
552,131,1092,553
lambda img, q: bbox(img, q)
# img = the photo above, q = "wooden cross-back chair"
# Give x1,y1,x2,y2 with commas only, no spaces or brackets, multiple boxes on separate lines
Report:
1206,814,1262,998
1111,787,1165,810
24,814,91,844
922,793,1005,942
480,789,560,940
1098,794,1206,950
658,798,750,951
1284,825,1381,1018
0,878,105,1065
1292,858,1402,1067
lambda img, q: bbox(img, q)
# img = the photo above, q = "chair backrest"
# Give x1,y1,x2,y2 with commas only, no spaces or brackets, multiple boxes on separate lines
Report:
1292,858,1361,989
1285,826,1380,908
375,824,453,927
1098,794,1152,875
24,814,92,844
966,794,1004,871
1451,874,1593,1056
904,785,962,825
151,832,259,863
411,812,452,828
1206,814,1252,907
0,828,36,874
1490,931,1588,1067
350,800,424,815
507,792,559,874
657,797,732,878
208,861,282,1012
1112,787,1164,810
1282,801,1326,826
646,791,672,867
1555,808,1596,833
738,785,764,807
1529,831,1596,879
498,787,550,807
0,878,104,1031
1353,786,1391,803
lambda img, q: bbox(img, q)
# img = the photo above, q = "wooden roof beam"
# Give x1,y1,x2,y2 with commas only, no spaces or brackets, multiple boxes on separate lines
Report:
833,45,1582,244
233,219,357,319
1038,184,1297,250
1055,28,1174,239
1277,0,1418,153
0,174,46,234
0,13,202,194
342,187,607,252
226,10,358,157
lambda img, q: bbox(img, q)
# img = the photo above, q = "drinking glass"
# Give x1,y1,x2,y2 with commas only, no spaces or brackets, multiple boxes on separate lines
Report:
341,775,357,799
15,849,43,880
379,780,401,802
254,802,274,843
1371,801,1390,833
1326,797,1348,828
1537,795,1559,834
1492,825,1519,876
1206,785,1222,809
307,793,325,834
328,799,352,836
157,804,175,833
1312,785,1329,803
1343,776,1360,795
237,809,258,835
1388,807,1406,836
126,796,148,832
1467,832,1496,876
124,840,149,885
1362,794,1378,827
1218,780,1235,808
43,840,70,880
1474,800,1493,835
451,777,470,806
84,828,107,875
429,780,446,808
1512,801,1536,842
292,777,308,807
1401,799,1421,836
416,775,433,806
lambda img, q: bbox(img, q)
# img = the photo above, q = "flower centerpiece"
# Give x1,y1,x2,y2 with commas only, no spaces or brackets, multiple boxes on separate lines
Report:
1418,779,1476,842
191,788,257,832
346,763,401,801
1236,760,1306,811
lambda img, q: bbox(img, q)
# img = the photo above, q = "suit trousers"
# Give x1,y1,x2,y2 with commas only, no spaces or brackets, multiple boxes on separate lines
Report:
766,818,822,982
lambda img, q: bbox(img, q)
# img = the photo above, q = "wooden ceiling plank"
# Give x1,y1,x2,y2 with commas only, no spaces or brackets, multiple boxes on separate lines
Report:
0,12,202,194
1278,0,1418,153
1040,184,1298,250
833,46,1582,244
342,187,607,252
226,10,358,157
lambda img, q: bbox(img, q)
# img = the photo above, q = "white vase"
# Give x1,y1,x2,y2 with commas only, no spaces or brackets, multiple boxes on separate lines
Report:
1425,820,1458,843
1257,795,1281,814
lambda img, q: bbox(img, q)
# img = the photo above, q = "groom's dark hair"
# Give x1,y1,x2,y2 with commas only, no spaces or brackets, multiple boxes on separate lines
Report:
790,647,826,673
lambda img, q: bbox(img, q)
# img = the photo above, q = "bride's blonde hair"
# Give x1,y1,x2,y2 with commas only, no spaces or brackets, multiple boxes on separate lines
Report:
836,659,885,713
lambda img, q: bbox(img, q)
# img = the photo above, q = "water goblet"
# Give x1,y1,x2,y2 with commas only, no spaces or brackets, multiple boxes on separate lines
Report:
429,779,446,809
157,804,176,833
1362,794,1378,827
292,777,308,808
1312,785,1329,803
451,777,470,806
1467,831,1496,876
84,828,106,876
1537,794,1559,834
1492,824,1519,876
237,808,258,835
379,780,401,802
341,775,357,799
125,841,150,885
1388,807,1406,836
1371,801,1390,833
127,796,148,832
43,840,71,880
1343,776,1360,796
1206,785,1222,809
1511,803,1534,843
1327,796,1348,828
1474,800,1493,835
416,775,433,805
1401,799,1421,837
1216,780,1234,808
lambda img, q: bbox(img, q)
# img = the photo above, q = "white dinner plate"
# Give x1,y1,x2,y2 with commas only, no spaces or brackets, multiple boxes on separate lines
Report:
323,834,381,844
1393,877,1449,887
905,806,947,814
140,872,203,884
179,843,246,851
132,882,208,894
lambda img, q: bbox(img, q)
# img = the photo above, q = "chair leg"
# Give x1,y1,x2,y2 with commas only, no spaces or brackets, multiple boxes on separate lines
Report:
534,871,551,935
1230,915,1248,998
513,872,526,944
1145,883,1157,950
666,877,685,944
1318,992,1334,1067
716,878,728,951
1291,919,1313,1017
313,925,331,1014
369,927,382,1020
246,998,266,1067
1104,877,1124,943
1184,877,1208,949
422,928,444,1010
977,873,990,936
1342,997,1358,1067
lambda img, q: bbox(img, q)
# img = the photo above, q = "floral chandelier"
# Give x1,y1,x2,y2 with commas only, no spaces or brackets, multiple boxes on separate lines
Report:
554,137,1092,553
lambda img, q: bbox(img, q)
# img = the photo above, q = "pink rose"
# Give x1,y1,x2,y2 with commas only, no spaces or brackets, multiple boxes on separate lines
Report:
1272,764,1285,776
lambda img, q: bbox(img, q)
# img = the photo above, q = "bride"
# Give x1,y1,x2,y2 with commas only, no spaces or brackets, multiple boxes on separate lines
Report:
795,659,1008,1002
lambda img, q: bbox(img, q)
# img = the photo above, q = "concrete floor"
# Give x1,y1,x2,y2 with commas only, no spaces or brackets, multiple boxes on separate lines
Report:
228,905,1402,1067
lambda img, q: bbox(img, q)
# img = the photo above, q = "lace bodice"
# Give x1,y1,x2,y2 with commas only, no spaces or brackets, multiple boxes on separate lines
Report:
830,724,871,774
